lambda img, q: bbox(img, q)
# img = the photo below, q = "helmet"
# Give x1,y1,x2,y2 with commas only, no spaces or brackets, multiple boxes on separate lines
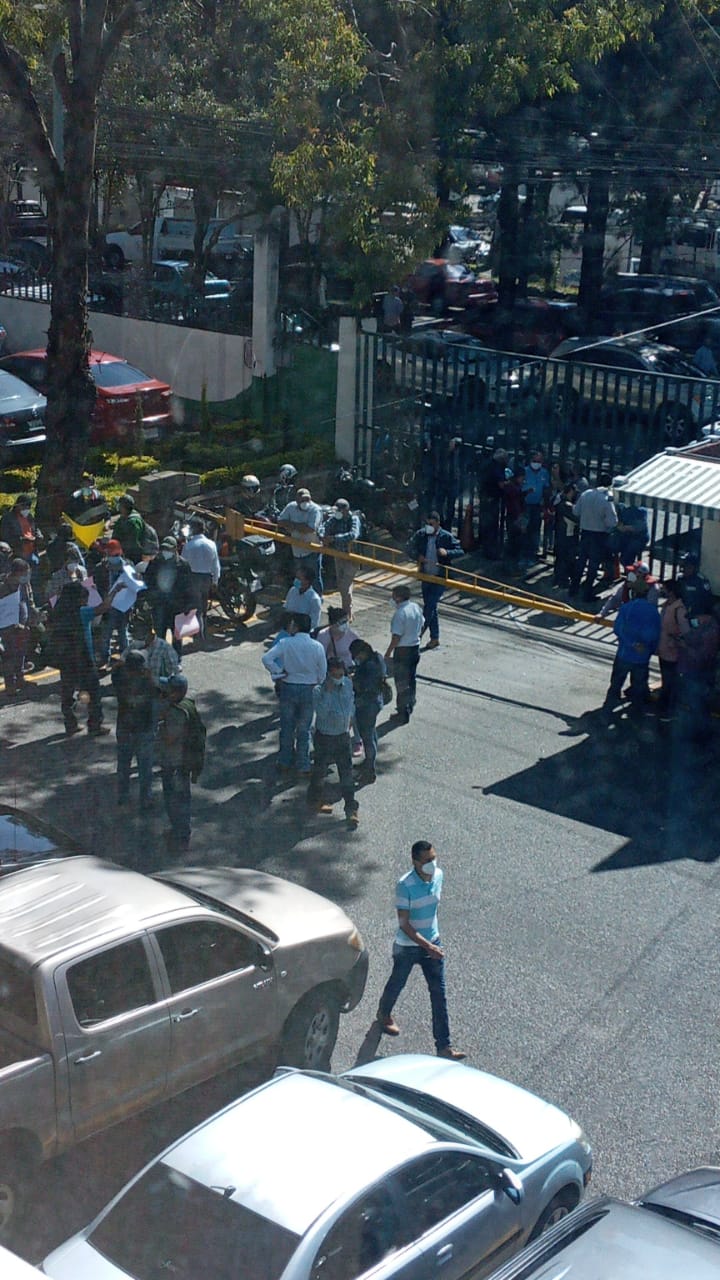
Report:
241,474,260,493
279,464,297,484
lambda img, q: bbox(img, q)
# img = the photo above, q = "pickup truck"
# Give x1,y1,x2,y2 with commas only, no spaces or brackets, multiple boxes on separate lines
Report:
104,217,252,269
0,857,368,1240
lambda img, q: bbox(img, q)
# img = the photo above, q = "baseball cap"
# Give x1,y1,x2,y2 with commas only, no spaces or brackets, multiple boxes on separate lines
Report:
161,535,178,550
105,539,123,556
335,498,350,510
296,488,311,500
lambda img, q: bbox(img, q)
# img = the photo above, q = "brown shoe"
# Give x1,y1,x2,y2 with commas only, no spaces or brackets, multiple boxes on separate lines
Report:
437,1046,466,1060
377,1013,400,1036
425,638,440,650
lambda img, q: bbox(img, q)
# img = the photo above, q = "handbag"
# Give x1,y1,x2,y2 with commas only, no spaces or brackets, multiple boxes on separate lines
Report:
174,608,200,640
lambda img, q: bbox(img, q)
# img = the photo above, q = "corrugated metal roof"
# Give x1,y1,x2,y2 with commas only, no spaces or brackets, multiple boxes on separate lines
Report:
614,446,720,520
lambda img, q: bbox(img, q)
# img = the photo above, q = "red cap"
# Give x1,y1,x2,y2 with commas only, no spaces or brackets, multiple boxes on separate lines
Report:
105,539,123,556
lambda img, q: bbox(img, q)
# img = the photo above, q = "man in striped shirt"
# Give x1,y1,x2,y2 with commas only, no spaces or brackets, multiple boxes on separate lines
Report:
376,841,465,1060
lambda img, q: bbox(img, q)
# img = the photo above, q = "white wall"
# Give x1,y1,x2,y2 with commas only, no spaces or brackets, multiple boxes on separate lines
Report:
0,297,253,403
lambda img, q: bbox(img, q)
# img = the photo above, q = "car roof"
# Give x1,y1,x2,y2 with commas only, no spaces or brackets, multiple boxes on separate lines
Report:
0,856,198,966
0,369,46,403
162,1069,436,1237
5,349,125,365
488,1198,720,1278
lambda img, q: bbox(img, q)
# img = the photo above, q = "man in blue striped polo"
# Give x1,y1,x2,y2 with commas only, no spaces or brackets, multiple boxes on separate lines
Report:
376,840,465,1060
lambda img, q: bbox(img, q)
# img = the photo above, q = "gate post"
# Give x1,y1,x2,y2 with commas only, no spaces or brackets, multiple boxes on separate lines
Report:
335,315,359,462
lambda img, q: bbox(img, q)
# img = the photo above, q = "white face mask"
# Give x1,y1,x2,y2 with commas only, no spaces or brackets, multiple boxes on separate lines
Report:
19,508,31,517
298,501,310,511
160,549,174,560
424,524,435,535
530,462,542,471
335,622,348,634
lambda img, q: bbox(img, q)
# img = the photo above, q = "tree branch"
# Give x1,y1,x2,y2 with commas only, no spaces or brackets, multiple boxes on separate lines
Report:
0,37,61,194
99,2,139,82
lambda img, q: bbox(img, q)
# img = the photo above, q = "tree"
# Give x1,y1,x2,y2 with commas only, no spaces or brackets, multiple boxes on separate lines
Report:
0,0,137,523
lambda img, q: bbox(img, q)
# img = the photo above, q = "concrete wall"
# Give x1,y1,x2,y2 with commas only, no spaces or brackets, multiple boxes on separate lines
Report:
0,297,253,403
700,517,720,593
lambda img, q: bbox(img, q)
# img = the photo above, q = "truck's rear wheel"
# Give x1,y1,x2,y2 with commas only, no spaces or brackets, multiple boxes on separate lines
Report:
0,1147,30,1243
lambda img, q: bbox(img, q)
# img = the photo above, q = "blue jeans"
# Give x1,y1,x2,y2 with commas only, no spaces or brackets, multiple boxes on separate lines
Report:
524,504,543,560
571,530,609,598
116,729,155,803
102,607,129,664
378,942,450,1051
162,767,192,844
355,700,379,770
421,581,445,640
277,682,315,769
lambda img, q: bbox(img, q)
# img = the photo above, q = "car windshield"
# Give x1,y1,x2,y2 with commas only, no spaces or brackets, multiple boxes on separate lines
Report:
89,1163,300,1280
92,362,151,387
348,1077,518,1158
154,878,278,942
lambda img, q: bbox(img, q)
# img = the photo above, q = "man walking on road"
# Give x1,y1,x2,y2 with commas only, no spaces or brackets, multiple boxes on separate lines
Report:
181,516,220,642
306,657,359,828
408,511,463,648
385,584,423,723
376,841,465,1060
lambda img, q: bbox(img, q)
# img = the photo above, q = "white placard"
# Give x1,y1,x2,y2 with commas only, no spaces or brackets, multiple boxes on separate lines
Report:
110,566,147,614
0,590,21,629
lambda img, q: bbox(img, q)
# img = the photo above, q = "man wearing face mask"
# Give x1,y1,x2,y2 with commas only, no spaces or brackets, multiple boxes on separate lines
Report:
598,562,660,619
283,565,323,632
521,451,551,565
322,498,361,619
306,657,359,828
0,558,35,698
144,537,195,659
408,511,463,649
317,606,359,669
376,841,465,1059
1,494,41,566
98,539,133,671
278,487,323,594
385,583,423,722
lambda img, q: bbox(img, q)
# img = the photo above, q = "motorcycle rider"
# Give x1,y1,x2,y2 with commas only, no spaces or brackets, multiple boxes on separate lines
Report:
237,474,263,520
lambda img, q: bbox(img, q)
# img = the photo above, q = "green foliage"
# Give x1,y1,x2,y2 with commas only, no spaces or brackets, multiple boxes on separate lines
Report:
0,466,42,493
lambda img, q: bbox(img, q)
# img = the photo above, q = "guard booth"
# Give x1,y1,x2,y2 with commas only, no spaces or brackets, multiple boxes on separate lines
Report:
613,438,720,587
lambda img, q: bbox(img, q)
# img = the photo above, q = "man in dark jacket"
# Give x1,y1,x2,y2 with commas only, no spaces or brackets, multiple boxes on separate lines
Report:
408,511,463,648
111,650,156,807
677,552,713,619
49,579,107,736
112,494,145,564
144,536,194,659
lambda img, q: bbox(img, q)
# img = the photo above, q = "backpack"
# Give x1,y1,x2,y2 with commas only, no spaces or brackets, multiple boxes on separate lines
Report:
178,696,207,781
353,509,368,541
141,521,159,556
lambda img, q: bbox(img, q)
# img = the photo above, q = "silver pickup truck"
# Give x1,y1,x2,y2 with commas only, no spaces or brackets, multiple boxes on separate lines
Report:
0,857,368,1240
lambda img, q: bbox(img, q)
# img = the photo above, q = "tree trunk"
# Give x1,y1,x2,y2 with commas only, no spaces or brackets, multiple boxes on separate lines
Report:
639,180,671,274
578,168,609,318
516,183,536,298
192,182,215,290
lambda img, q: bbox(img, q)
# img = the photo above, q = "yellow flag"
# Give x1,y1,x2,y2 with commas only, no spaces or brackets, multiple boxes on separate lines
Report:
62,513,107,550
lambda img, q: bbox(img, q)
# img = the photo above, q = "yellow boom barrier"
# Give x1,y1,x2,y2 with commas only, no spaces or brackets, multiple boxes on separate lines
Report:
200,506,610,628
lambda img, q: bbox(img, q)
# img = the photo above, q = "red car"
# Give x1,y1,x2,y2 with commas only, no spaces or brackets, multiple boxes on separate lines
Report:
0,349,173,446
405,259,496,313
460,297,579,355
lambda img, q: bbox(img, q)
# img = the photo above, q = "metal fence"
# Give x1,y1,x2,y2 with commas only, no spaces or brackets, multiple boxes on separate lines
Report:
353,330,716,569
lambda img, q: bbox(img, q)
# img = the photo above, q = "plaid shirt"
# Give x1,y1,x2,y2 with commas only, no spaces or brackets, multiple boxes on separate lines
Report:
142,637,180,686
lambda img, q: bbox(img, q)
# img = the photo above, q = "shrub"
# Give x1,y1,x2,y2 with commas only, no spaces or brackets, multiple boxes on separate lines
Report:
114,455,160,481
0,466,41,493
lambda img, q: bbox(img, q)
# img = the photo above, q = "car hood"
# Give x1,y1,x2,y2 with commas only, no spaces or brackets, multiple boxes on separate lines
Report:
347,1055,578,1163
43,1237,126,1279
640,1166,720,1231
154,866,358,947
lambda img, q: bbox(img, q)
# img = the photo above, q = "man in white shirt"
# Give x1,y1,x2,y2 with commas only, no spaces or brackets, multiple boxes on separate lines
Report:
283,565,322,631
570,473,618,602
262,614,327,773
278,487,323,593
181,517,221,641
385,583,423,723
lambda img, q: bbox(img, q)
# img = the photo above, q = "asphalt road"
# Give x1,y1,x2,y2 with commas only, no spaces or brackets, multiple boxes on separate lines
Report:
5,578,720,1264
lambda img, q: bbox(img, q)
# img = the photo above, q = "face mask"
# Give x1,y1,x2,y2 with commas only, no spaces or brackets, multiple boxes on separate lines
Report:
530,462,542,471
160,550,174,560
18,575,30,587
424,524,435,535
332,676,344,686
108,556,123,567
418,859,436,878
627,572,637,583
81,487,92,497
335,622,348,634
298,501,310,511
19,508,30,517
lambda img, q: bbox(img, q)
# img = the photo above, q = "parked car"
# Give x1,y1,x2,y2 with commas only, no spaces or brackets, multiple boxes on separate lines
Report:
1,200,47,238
603,272,720,310
0,806,80,878
0,855,368,1240
43,1053,592,1280
0,349,173,446
442,225,492,263
545,335,720,441
0,1243,40,1277
405,259,496,314
485,1167,720,1280
151,259,231,303
461,298,580,356
0,368,45,461
392,329,540,413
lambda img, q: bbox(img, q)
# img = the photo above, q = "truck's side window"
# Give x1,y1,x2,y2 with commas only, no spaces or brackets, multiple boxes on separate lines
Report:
155,922,257,994
67,939,155,1027
0,955,37,1025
